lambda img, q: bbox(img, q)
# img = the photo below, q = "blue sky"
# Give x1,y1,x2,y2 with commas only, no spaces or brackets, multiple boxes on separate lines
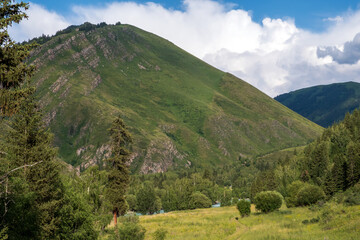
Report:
10,0,360,96
30,0,360,32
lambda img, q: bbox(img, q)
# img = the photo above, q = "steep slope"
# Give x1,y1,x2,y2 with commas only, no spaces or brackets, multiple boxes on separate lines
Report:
29,23,322,173
275,82,360,127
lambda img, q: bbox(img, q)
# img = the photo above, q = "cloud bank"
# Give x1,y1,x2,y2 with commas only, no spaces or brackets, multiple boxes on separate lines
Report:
317,33,360,64
9,0,360,96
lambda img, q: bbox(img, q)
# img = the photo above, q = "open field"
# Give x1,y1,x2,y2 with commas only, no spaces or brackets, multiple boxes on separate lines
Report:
139,204,360,240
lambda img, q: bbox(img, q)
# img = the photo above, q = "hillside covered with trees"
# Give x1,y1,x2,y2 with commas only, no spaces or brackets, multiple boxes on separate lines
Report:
275,82,360,127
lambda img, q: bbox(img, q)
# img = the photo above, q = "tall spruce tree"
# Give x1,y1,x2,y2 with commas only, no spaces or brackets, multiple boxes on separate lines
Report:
346,141,360,187
105,116,132,226
0,0,36,117
2,95,65,239
0,1,38,238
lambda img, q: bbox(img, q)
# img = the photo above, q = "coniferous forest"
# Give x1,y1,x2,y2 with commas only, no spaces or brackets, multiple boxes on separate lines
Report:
1,1,360,240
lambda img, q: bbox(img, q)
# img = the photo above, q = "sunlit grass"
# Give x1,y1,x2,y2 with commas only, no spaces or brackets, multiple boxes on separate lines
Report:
140,203,360,240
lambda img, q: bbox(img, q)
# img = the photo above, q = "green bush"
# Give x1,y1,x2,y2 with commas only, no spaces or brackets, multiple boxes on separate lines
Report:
254,191,283,213
236,199,251,217
189,192,212,209
296,185,325,206
153,228,168,240
113,215,146,240
285,181,307,208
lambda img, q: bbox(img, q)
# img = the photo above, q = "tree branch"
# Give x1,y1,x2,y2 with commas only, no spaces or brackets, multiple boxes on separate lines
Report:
0,161,43,184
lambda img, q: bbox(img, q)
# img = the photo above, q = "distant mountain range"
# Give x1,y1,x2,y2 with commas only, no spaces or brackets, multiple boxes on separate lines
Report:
275,82,360,127
29,22,322,173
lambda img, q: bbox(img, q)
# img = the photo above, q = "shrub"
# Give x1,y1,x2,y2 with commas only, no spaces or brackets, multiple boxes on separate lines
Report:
189,192,212,209
254,191,283,213
236,199,251,217
113,215,146,240
285,181,307,208
296,185,325,206
153,228,168,240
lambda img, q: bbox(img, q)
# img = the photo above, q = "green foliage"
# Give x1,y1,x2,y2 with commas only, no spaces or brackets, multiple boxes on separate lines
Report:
58,178,98,240
296,185,325,206
305,142,329,185
236,199,251,217
113,215,145,240
275,81,360,127
153,228,168,240
79,166,112,232
285,181,307,208
162,178,194,211
126,194,137,211
1,96,65,239
253,191,283,213
136,181,161,214
295,108,360,198
0,0,36,117
220,188,233,207
346,141,360,186
0,227,8,240
0,177,39,240
105,116,132,218
251,170,278,199
189,191,212,209
343,183,360,206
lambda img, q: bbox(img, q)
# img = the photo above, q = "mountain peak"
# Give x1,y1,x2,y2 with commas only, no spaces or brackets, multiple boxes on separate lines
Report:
29,23,322,172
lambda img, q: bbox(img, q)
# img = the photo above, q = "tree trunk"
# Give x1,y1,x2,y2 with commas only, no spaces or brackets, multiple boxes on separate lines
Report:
113,211,117,226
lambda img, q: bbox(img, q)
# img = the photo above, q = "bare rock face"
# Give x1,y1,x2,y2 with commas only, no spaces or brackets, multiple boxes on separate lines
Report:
140,137,186,174
76,144,112,171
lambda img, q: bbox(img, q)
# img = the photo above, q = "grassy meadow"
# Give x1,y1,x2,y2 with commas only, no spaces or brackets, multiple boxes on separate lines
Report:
138,203,360,240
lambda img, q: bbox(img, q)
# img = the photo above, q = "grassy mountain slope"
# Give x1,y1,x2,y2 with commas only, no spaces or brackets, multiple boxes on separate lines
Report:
275,82,360,127
29,23,322,172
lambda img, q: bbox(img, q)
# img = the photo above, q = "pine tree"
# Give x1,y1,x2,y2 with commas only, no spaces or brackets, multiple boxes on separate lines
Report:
3,95,65,239
346,141,360,187
0,0,36,117
105,116,132,226
308,142,329,185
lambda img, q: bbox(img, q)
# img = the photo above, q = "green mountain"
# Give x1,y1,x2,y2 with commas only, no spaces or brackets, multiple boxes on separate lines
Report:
29,23,322,173
275,82,360,127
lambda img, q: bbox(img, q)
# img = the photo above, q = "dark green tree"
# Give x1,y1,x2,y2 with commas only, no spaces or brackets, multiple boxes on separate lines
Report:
0,0,36,117
105,116,132,226
307,142,329,185
2,96,65,239
250,170,277,199
189,191,211,209
346,141,360,187
324,154,347,196
136,181,160,215
237,199,251,217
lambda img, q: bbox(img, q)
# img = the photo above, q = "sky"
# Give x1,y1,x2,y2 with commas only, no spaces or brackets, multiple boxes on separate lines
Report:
9,0,360,96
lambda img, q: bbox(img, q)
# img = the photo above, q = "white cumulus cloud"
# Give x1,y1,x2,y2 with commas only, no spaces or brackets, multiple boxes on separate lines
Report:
9,0,360,96
9,3,70,41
